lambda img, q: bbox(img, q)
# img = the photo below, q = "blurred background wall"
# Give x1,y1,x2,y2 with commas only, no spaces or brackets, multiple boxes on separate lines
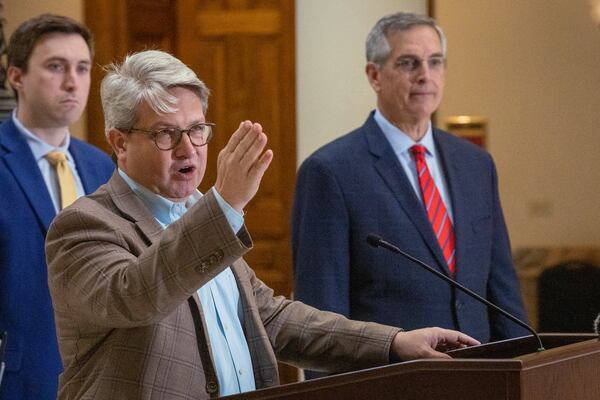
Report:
5,0,599,251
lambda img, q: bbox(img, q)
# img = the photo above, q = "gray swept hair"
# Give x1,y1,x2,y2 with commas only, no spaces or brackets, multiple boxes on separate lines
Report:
100,50,210,135
366,12,447,67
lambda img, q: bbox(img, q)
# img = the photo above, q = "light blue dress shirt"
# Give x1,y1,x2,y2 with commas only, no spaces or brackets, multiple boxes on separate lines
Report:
374,109,454,222
118,169,256,396
13,110,85,213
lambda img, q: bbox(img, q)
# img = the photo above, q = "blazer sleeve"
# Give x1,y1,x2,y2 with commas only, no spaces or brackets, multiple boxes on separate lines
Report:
243,261,400,373
486,161,529,340
46,190,251,328
292,154,351,316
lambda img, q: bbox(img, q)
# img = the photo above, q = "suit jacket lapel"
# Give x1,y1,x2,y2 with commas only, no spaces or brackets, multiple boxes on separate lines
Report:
68,140,106,194
0,119,56,231
365,115,451,275
106,172,225,391
105,171,164,244
229,260,278,388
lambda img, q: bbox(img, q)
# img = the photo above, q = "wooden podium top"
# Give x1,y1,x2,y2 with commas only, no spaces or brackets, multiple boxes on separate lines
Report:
224,334,600,400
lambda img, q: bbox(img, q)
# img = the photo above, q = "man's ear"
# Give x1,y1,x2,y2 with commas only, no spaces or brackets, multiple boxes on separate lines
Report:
7,66,24,92
107,128,127,163
365,62,382,93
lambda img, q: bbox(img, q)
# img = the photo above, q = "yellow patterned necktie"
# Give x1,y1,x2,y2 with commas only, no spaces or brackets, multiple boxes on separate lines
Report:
46,151,77,210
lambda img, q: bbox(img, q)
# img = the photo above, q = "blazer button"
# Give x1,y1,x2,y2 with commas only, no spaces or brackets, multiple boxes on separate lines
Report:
455,300,463,310
198,262,208,273
196,250,225,273
206,380,218,394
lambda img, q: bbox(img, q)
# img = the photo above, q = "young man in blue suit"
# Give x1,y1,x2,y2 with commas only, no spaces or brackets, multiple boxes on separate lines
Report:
292,12,528,378
0,14,114,399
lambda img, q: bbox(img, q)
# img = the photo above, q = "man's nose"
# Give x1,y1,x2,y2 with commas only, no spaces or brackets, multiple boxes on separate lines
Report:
414,62,432,82
174,131,196,157
62,68,78,91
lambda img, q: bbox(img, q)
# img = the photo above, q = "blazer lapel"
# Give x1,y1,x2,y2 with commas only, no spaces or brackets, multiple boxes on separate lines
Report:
105,171,164,244
364,115,451,275
106,172,224,392
68,140,106,194
229,261,278,388
0,120,56,231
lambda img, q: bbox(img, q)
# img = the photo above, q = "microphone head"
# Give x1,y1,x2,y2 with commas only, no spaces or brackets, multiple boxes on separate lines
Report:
366,234,382,248
594,313,600,335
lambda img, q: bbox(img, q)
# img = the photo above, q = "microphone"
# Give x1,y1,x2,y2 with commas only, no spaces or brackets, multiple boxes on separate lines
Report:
594,314,600,335
366,233,545,351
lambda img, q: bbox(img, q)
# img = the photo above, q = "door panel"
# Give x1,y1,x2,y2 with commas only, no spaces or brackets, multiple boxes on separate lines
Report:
176,0,295,299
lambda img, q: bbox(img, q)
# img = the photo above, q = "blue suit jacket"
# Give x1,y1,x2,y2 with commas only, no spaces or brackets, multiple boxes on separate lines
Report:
292,112,528,346
0,117,114,400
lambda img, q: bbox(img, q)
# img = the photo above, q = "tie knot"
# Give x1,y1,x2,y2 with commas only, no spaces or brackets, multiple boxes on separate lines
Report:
410,144,426,159
46,151,68,166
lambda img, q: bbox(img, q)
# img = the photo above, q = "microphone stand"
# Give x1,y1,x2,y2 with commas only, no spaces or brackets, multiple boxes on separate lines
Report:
367,234,545,351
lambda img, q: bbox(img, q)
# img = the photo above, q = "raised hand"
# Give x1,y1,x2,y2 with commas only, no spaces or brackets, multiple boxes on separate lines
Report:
215,120,274,213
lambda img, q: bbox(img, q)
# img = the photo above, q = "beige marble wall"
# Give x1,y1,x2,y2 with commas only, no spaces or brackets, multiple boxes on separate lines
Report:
296,0,427,164
436,1,600,249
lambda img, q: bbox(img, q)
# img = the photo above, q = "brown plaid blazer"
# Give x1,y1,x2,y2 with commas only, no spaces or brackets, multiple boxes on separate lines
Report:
46,172,399,399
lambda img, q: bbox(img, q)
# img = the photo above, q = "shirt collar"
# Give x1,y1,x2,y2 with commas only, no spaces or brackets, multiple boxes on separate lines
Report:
12,109,71,161
374,108,436,157
118,168,202,226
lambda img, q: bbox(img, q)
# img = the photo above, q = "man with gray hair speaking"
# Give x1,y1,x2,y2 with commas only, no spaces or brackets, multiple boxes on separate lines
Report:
45,49,478,399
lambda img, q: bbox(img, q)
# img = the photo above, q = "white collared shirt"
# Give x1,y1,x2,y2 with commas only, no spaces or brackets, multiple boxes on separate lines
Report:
12,110,85,212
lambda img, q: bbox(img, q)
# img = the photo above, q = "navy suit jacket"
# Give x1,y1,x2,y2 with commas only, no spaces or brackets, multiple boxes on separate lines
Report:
0,117,114,400
292,112,528,346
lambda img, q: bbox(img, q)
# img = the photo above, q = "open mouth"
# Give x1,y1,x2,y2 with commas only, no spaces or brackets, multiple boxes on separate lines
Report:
178,166,195,174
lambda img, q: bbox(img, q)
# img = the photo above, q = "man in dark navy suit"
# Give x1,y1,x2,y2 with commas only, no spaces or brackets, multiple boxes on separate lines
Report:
0,14,113,399
292,12,528,378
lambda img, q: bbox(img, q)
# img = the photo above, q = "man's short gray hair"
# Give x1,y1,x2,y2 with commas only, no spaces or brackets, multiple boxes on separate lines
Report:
366,12,447,67
101,50,210,135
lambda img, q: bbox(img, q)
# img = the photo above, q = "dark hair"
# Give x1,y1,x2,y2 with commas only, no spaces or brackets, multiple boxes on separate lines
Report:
7,13,94,72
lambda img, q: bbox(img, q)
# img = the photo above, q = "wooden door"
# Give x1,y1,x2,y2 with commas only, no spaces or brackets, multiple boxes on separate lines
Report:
84,0,178,154
86,0,295,297
176,0,296,300
86,0,297,382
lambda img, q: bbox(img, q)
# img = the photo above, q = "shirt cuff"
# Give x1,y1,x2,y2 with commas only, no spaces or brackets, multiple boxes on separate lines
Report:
211,187,244,233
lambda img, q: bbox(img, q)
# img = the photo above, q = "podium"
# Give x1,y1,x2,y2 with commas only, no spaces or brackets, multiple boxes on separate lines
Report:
224,334,600,400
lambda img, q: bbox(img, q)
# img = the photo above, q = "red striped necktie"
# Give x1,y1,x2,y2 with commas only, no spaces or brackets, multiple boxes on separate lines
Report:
410,145,456,274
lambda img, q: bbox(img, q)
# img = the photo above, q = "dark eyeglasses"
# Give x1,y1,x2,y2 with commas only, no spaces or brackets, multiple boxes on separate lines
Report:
128,122,215,150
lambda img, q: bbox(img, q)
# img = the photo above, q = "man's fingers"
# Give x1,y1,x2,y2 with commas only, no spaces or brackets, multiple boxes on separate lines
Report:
234,123,261,156
250,149,273,180
390,328,479,362
239,130,268,166
446,331,479,347
458,332,480,346
219,122,271,175
214,120,273,212
223,120,252,153
433,328,479,346
428,350,452,359
218,121,259,174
